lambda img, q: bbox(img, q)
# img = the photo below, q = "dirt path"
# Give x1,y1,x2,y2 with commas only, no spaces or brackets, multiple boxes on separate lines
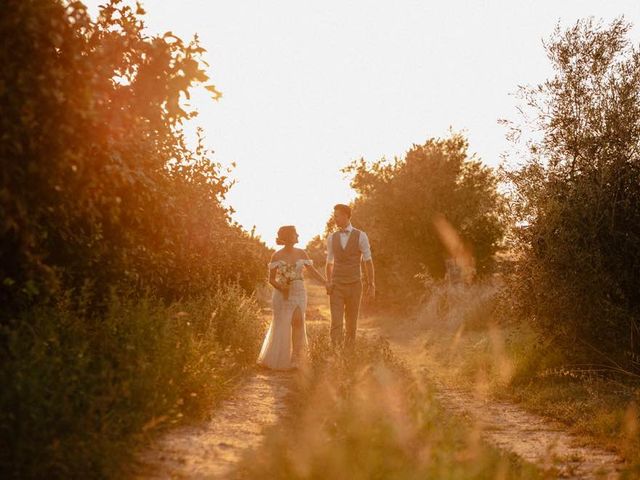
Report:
360,312,625,479
128,284,329,479
130,312,295,479
129,282,625,479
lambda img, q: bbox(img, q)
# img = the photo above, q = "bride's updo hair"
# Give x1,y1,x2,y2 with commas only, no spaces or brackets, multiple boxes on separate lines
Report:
276,225,298,245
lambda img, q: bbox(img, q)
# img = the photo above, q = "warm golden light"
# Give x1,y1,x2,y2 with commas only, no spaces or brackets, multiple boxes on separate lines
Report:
3,2,639,479
84,0,640,246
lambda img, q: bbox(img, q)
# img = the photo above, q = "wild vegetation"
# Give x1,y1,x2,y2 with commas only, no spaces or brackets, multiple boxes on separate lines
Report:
501,17,640,373
300,16,640,473
235,321,543,479
392,17,640,472
0,1,269,477
417,280,640,473
2,0,640,477
310,133,506,308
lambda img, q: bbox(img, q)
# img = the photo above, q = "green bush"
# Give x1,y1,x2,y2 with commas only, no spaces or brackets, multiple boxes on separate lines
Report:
502,18,640,371
0,283,265,479
0,2,271,475
338,133,506,306
0,0,269,316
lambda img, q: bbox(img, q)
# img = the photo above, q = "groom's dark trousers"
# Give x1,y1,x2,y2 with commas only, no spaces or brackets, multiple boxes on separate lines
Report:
329,227,365,349
329,280,363,348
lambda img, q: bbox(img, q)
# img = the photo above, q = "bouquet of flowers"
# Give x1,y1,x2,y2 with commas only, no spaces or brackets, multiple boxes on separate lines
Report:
275,261,297,300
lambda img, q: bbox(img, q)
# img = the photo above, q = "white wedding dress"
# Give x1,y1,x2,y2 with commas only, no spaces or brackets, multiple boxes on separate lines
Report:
257,259,312,370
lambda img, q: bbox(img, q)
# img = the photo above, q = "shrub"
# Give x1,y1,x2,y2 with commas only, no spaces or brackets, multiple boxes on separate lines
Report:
502,17,640,371
0,0,269,316
339,133,506,306
0,284,264,479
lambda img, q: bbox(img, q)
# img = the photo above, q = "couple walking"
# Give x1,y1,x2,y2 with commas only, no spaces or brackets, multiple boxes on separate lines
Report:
256,203,376,370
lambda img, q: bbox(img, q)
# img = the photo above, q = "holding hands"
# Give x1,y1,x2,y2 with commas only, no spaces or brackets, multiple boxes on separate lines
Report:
325,281,334,295
324,280,374,299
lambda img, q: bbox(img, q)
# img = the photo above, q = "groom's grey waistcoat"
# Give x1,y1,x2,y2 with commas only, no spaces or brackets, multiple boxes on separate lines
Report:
332,229,362,284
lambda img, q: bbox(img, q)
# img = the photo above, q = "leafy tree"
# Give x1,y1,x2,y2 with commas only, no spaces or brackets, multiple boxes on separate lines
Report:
0,2,270,476
342,133,506,305
502,17,640,370
0,0,268,318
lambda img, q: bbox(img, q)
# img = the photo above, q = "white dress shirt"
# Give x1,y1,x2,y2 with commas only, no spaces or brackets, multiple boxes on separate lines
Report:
326,222,372,264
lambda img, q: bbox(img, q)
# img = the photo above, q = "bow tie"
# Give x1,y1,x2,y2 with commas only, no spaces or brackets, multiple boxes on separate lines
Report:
338,229,350,234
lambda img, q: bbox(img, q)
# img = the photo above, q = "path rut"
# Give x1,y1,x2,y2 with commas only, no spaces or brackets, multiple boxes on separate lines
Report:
361,316,626,479
130,282,626,479
131,309,295,479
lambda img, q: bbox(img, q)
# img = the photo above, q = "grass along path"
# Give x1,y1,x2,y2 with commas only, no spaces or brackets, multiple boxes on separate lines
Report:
130,308,295,479
360,306,626,479
131,281,569,479
233,283,543,479
128,282,343,479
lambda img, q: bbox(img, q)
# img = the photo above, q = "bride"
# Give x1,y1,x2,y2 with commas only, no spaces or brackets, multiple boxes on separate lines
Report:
257,225,328,370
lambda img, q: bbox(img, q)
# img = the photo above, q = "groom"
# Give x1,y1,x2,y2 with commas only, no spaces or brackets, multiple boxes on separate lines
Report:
325,203,375,350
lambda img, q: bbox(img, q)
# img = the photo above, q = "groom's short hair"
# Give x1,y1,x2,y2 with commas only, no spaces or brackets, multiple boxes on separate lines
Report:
333,203,351,218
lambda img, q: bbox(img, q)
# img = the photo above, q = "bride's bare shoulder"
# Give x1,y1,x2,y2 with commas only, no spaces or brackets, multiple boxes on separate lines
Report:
271,248,286,261
295,248,310,258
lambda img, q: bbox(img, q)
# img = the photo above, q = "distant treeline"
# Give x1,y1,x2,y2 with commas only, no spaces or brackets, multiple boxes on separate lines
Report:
309,17,640,373
307,133,504,306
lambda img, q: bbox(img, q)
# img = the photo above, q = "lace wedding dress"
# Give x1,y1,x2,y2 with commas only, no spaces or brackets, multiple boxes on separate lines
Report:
257,258,312,370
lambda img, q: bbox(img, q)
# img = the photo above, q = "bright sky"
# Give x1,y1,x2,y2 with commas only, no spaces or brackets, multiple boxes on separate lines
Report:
84,0,640,248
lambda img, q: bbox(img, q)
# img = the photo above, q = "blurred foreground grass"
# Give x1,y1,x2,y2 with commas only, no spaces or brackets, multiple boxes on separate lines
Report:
0,284,266,479
416,280,640,475
234,322,543,479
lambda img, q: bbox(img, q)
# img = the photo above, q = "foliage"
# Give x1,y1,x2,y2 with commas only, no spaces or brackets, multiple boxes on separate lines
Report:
304,234,327,271
417,280,640,473
0,284,266,479
501,17,640,370
0,0,268,317
0,2,271,477
235,323,543,479
341,133,506,305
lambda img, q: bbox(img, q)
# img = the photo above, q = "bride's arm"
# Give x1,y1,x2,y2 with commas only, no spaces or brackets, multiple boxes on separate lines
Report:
268,260,287,293
302,251,327,284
